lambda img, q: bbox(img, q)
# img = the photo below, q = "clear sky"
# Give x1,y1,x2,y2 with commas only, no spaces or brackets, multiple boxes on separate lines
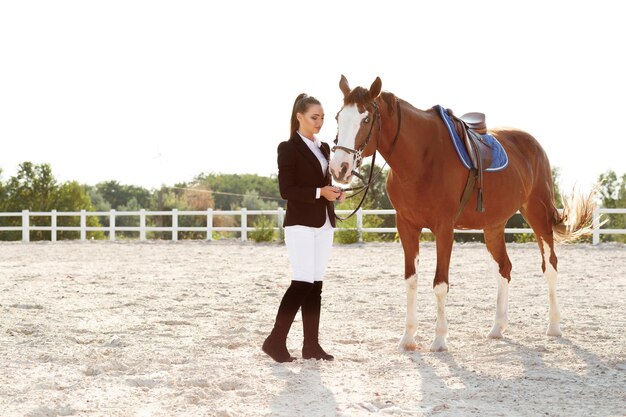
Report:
1,1,624,194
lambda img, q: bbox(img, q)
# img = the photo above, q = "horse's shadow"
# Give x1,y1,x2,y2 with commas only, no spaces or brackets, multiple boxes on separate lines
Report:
406,334,620,416
269,361,338,417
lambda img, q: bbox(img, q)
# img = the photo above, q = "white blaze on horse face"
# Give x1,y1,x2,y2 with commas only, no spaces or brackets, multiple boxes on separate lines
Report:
542,241,562,337
329,104,367,183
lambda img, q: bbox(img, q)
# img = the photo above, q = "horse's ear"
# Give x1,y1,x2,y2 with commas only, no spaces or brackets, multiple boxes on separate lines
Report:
339,74,351,98
369,77,382,100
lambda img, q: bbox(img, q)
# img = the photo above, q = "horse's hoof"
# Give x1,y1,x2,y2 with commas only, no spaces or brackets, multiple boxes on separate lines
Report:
487,325,505,339
486,330,503,339
546,323,562,337
399,335,418,351
430,338,448,352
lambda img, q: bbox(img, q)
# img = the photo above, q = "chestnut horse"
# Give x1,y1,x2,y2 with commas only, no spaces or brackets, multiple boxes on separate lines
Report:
329,75,596,351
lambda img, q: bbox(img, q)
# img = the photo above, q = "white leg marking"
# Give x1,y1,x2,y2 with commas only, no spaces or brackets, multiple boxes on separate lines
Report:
543,242,562,337
399,274,418,350
487,276,510,339
430,282,449,352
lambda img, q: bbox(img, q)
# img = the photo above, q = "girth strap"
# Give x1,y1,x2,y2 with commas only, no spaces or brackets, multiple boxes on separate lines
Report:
454,168,478,222
450,111,486,221
467,128,485,213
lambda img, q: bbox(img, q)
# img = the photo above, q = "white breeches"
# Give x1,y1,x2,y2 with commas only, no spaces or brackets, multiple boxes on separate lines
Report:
284,218,334,283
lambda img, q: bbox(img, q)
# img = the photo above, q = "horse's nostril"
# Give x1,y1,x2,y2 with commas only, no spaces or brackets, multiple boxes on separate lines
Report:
340,162,349,177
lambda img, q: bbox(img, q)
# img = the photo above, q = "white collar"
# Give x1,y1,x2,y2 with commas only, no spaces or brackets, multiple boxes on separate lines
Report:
297,132,321,148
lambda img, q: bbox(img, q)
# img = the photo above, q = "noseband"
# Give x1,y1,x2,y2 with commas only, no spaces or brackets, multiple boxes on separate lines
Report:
332,99,403,221
331,101,381,169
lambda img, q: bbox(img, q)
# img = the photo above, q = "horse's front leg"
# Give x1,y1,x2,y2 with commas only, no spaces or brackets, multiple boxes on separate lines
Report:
431,228,454,352
397,217,421,350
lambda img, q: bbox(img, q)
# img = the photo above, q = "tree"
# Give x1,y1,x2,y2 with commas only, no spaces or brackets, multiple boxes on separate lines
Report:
334,165,390,243
597,170,626,243
241,190,276,210
56,181,105,240
243,190,280,242
173,185,214,239
0,162,102,241
2,162,58,212
0,168,6,205
346,162,393,209
552,167,564,208
193,173,281,210
144,184,217,239
333,162,396,241
95,180,152,209
86,186,112,211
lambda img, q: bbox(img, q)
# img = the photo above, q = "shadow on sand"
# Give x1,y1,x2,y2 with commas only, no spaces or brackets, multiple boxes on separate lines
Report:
269,361,337,417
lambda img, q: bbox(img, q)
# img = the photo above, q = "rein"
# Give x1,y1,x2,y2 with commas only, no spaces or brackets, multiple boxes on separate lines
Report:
334,99,403,221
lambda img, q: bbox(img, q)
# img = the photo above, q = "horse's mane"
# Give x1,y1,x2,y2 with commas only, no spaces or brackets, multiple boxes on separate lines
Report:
380,92,397,116
344,88,397,116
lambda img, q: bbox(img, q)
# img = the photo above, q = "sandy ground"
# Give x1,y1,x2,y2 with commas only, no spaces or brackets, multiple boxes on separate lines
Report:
0,240,625,417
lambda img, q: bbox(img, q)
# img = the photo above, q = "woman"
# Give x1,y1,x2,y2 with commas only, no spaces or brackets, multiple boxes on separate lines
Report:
262,93,345,363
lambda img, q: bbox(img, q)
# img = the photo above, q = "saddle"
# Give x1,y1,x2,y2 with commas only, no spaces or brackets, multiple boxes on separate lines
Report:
459,112,487,134
452,111,493,171
447,109,493,218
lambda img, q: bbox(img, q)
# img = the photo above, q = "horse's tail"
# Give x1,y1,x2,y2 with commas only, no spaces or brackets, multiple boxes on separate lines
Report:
552,188,602,243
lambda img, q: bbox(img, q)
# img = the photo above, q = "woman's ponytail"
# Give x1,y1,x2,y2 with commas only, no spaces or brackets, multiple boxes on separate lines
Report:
290,93,321,137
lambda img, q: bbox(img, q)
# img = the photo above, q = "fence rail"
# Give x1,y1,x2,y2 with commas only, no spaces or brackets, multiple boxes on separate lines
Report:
0,208,624,244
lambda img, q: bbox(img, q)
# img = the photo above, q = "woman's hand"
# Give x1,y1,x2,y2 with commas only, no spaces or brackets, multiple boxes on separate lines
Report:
320,186,342,201
337,189,346,202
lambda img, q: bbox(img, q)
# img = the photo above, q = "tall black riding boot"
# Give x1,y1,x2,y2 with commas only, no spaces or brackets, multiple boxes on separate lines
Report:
262,280,313,363
302,281,334,361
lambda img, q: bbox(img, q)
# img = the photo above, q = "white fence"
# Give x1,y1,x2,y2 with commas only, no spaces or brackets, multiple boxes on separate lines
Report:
0,208,624,245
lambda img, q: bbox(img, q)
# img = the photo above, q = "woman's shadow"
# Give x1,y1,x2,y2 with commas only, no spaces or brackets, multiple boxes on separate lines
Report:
269,360,338,417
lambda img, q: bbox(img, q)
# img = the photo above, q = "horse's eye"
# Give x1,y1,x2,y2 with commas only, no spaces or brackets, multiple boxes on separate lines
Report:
333,135,338,145
363,116,370,124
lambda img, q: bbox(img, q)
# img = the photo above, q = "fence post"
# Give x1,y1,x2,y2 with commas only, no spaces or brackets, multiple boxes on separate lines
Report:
206,208,213,241
22,210,30,242
140,209,146,241
80,210,87,241
109,209,116,241
51,210,57,242
277,207,284,243
357,208,363,243
592,206,601,245
172,209,178,241
241,208,247,241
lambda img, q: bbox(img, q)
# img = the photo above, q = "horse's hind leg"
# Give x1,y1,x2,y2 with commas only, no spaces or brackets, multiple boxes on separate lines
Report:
520,205,562,337
541,240,562,336
397,216,422,350
484,224,512,339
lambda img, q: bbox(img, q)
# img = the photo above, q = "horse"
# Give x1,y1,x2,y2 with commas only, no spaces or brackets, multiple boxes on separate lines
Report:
329,75,597,352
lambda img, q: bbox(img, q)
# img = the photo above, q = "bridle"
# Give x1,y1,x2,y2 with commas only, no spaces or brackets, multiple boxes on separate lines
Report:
332,101,381,171
331,98,403,220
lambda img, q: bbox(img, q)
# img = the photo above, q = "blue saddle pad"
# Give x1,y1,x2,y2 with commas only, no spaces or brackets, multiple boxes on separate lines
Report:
435,105,508,172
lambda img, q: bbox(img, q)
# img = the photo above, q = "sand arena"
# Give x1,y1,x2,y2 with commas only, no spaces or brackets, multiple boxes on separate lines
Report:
1,241,624,416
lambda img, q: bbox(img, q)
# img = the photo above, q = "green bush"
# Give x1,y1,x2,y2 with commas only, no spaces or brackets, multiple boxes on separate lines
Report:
250,215,276,242
334,228,359,244
513,233,536,243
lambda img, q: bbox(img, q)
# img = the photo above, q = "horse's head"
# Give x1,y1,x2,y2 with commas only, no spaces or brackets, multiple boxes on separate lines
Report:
330,75,382,184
